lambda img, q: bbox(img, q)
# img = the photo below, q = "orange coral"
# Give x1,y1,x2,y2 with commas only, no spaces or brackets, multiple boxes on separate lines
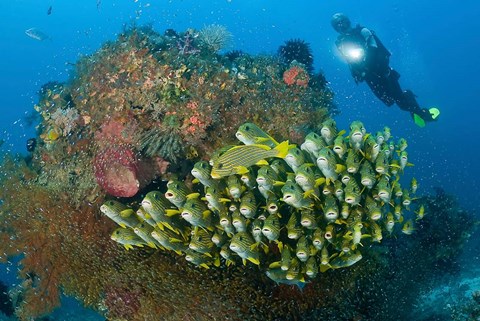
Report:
283,65,310,87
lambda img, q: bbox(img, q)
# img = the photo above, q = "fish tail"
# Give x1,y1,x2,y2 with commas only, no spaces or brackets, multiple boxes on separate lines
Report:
275,140,291,159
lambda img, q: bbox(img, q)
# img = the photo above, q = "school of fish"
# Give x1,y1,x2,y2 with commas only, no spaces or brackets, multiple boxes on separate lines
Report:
101,120,423,286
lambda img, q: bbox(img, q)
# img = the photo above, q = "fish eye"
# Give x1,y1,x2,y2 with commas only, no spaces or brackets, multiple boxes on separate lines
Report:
245,125,250,131
154,193,160,200
191,203,196,208
239,236,243,241
197,236,202,241
218,163,224,169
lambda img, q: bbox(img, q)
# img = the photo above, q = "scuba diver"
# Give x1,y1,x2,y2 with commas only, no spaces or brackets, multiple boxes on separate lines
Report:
331,13,440,127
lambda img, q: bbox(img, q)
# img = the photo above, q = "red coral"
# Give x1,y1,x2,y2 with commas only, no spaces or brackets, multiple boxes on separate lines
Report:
94,145,166,197
283,66,310,87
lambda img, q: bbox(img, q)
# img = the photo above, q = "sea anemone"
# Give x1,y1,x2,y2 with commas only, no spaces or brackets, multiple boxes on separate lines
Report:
278,39,314,74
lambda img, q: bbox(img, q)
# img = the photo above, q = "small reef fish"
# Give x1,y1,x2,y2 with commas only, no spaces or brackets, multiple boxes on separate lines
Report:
301,131,326,159
133,222,159,248
229,232,260,265
191,161,216,187
284,147,306,173
300,209,318,229
210,141,290,178
180,197,213,231
348,121,366,151
165,180,191,208
320,118,339,145
100,200,140,228
330,251,363,269
235,122,279,148
262,213,281,242
25,28,50,41
281,180,313,209
151,228,188,255
402,219,416,235
333,135,347,159
265,268,306,289
141,191,181,231
316,147,345,183
47,6,52,15
184,249,220,269
305,256,319,278
189,228,215,254
111,227,146,250
286,212,303,240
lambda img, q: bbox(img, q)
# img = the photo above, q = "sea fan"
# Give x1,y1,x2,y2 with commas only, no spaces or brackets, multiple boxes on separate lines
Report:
278,39,314,74
198,24,233,52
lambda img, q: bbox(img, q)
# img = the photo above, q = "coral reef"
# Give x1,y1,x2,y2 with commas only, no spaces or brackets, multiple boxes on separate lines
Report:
197,24,233,53
0,24,475,321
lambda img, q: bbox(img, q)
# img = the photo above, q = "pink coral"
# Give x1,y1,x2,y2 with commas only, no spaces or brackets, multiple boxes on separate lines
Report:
93,145,167,197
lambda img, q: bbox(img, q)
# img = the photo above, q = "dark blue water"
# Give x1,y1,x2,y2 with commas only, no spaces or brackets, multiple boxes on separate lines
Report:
0,0,479,319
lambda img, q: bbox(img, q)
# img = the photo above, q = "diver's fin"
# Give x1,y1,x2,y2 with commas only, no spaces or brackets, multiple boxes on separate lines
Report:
429,107,440,120
413,114,426,128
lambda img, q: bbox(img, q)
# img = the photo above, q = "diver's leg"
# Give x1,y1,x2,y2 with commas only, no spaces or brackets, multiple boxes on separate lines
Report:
365,76,395,106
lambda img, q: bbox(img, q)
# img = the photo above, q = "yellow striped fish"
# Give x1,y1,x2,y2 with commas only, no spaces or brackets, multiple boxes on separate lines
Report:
210,140,290,178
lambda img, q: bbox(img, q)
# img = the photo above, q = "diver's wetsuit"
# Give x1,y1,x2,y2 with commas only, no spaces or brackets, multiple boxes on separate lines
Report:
336,25,434,121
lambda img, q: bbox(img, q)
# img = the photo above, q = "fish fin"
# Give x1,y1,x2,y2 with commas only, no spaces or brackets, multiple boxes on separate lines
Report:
174,250,183,255
248,257,260,266
235,166,250,175
120,209,135,218
250,243,259,251
406,162,414,167
124,244,133,250
314,177,326,187
186,193,201,200
214,256,221,267
118,223,127,229
269,261,282,269
200,263,210,269
242,258,247,266
277,242,283,252
203,210,211,219
320,264,331,273
169,237,183,243
192,178,200,184
165,209,180,217
262,244,270,254
163,222,176,232
273,180,286,186
256,159,269,166
219,198,231,203
147,242,157,248
204,252,213,258
338,130,346,136
275,140,291,158
156,223,165,231
335,164,346,173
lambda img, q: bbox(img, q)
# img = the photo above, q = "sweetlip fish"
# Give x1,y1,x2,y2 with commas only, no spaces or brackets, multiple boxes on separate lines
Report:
210,141,290,178
235,122,279,148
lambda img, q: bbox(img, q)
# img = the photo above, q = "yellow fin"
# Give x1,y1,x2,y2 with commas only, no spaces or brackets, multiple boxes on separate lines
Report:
335,164,346,173
248,257,260,266
156,223,165,231
120,209,135,218
165,209,180,217
235,166,250,175
214,256,221,267
192,178,200,184
269,261,282,269
187,193,200,200
315,177,326,187
200,263,210,269
147,242,157,248
256,160,269,166
242,258,247,266
124,244,133,250
275,140,291,158
174,250,183,255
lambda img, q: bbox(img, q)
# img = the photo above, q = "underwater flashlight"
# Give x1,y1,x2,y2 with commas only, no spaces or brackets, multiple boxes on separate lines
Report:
340,43,365,62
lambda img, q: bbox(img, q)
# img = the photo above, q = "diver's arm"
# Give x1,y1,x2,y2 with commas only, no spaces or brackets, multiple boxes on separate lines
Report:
360,28,377,49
